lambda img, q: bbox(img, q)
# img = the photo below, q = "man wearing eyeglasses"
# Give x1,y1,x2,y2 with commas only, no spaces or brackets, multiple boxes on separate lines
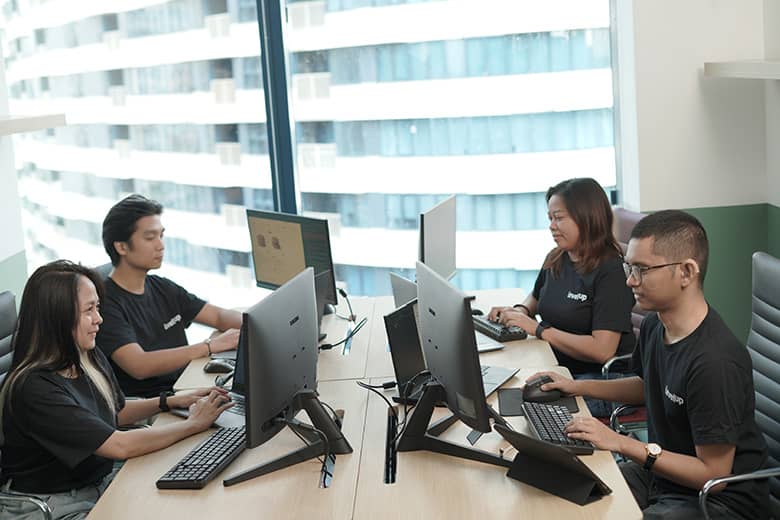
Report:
531,210,768,519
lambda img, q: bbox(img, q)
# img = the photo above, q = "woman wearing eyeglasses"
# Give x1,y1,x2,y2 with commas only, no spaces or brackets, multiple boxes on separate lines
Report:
0,261,233,520
488,177,636,417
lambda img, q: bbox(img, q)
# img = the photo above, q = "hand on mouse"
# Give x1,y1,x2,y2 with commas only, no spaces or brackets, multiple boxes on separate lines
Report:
169,387,229,410
186,390,235,431
526,371,579,396
209,328,241,353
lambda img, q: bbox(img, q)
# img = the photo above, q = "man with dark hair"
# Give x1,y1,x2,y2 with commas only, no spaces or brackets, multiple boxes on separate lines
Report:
96,194,242,398
533,210,768,519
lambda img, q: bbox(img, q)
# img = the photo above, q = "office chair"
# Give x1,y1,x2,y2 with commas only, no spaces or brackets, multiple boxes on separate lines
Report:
94,262,113,279
699,252,780,519
603,208,648,433
0,291,53,520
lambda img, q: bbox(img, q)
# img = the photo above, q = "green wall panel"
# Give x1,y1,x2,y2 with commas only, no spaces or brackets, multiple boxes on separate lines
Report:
686,205,767,343
768,203,780,258
0,250,28,305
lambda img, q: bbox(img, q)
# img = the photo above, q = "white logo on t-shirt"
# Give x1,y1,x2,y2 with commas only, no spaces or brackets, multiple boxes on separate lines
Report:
567,291,588,302
665,385,684,406
163,314,182,331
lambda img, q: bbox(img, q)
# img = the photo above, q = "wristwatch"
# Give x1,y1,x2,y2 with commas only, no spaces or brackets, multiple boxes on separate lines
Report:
535,321,551,340
204,337,213,356
158,391,174,412
643,443,662,470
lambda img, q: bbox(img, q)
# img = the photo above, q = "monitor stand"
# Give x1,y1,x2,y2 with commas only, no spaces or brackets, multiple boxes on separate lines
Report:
223,390,353,487
396,383,512,469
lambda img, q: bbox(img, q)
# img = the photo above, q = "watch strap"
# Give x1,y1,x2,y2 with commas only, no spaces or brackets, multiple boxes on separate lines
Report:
535,321,550,340
158,391,173,412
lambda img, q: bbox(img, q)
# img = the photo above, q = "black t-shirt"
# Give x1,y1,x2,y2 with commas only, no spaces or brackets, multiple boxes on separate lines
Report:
96,275,206,398
532,254,635,374
1,349,126,493
633,309,769,519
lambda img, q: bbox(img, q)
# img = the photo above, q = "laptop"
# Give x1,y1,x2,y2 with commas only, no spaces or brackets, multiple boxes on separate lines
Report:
384,298,518,404
389,272,503,353
170,320,249,429
389,272,418,308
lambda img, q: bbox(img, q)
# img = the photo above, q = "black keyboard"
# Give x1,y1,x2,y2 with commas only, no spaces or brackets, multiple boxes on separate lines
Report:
522,401,594,455
472,316,528,342
156,426,246,489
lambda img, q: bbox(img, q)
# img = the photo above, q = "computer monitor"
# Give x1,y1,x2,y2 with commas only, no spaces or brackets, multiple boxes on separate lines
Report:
389,272,417,308
223,268,352,486
418,195,456,280
395,261,510,469
246,209,337,306
415,260,490,432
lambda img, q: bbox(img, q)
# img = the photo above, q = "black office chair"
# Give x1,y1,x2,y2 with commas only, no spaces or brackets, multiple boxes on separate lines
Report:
94,262,113,279
604,208,648,433
0,291,53,520
699,252,780,519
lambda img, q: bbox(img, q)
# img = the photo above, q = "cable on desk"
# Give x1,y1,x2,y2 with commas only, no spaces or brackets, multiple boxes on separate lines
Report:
318,317,367,351
280,417,333,487
356,381,398,420
393,369,432,445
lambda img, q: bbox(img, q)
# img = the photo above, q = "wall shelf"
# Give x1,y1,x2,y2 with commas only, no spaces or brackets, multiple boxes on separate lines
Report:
0,113,66,137
704,60,780,80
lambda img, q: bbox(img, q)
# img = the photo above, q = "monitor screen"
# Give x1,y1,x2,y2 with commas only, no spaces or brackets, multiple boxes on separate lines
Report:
242,268,319,449
246,209,337,306
415,260,491,433
419,195,456,280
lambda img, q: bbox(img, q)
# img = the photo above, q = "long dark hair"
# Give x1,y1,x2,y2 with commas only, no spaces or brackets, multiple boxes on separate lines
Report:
543,178,622,275
0,261,118,424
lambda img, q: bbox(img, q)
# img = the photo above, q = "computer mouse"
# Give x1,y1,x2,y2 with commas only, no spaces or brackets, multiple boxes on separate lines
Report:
471,308,484,316
203,358,234,374
522,375,561,403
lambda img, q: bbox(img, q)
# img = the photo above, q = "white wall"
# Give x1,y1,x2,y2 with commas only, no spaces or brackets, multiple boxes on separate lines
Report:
0,41,26,264
620,0,767,211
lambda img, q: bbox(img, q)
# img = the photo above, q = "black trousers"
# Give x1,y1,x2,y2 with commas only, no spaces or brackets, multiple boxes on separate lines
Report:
620,461,735,520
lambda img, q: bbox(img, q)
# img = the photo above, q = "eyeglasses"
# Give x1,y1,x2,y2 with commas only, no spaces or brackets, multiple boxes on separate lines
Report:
622,262,682,283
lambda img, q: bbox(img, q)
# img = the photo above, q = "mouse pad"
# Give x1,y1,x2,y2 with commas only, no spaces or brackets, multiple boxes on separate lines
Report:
497,388,579,417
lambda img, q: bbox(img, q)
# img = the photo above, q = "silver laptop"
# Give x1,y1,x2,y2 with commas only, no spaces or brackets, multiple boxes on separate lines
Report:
389,272,502,353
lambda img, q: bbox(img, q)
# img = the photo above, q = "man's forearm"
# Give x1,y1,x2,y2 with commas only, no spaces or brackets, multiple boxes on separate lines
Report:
575,376,645,405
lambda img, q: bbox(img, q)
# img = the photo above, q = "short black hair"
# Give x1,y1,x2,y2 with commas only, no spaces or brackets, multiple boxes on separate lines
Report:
102,194,163,266
630,210,709,284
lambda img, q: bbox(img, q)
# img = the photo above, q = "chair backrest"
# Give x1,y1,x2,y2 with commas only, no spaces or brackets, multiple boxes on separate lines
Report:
0,291,17,386
613,207,649,338
94,263,113,279
748,251,780,516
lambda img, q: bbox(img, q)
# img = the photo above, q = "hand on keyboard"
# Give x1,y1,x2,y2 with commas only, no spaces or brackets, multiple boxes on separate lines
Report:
170,386,230,411
186,390,235,430
563,416,624,453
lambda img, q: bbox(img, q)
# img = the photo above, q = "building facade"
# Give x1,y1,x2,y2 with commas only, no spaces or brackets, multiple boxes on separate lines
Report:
1,0,615,306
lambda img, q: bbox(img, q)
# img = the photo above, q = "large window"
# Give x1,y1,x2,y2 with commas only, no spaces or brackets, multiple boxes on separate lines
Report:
4,0,616,303
286,0,616,296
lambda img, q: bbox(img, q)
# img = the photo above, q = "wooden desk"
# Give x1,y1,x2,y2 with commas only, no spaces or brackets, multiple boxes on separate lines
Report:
175,296,377,390
364,289,558,380
354,368,641,520
88,380,368,519
91,291,641,519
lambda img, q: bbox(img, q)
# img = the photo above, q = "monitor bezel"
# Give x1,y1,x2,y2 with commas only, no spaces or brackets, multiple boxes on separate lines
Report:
246,208,337,306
